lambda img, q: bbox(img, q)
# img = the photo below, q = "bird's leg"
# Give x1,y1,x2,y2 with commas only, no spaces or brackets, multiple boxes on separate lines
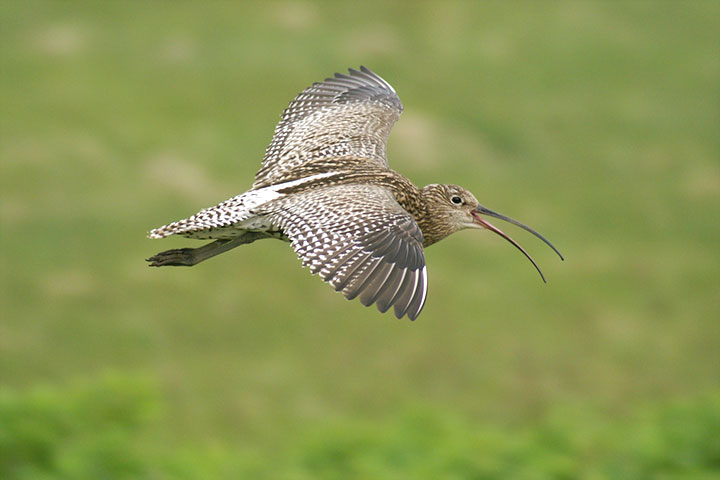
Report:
146,232,268,267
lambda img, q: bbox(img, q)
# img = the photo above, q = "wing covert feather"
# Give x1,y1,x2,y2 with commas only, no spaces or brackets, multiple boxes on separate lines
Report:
268,184,427,320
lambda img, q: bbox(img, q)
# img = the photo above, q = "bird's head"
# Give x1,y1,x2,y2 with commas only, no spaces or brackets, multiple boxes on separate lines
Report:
420,184,564,282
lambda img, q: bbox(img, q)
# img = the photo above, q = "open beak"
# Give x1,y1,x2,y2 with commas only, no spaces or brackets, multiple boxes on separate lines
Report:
471,205,564,283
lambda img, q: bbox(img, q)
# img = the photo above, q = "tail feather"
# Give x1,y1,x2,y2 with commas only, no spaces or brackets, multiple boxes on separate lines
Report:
148,192,262,239
148,218,200,239
148,211,247,239
148,186,284,239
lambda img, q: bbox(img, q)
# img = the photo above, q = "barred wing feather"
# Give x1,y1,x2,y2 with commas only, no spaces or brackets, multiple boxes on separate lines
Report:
253,66,403,188
268,184,427,320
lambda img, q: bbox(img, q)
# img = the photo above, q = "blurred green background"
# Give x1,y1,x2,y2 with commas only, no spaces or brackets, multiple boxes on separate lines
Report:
2,1,719,478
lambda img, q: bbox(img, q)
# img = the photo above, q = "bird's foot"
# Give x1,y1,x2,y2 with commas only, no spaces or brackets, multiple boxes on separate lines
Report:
146,248,197,267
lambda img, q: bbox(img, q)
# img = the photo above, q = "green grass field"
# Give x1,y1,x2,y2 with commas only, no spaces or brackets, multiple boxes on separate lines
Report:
2,1,719,478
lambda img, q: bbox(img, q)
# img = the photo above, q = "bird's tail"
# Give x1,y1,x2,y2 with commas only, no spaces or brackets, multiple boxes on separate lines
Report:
148,192,261,239
148,218,201,239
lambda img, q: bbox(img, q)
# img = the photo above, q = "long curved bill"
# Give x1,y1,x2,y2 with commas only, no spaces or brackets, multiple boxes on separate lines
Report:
471,205,564,283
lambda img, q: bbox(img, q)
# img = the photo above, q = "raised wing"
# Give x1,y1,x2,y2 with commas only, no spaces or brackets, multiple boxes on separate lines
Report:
268,184,427,320
253,66,404,189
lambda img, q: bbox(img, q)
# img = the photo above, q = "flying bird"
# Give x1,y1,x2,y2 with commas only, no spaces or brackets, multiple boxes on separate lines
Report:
147,66,563,320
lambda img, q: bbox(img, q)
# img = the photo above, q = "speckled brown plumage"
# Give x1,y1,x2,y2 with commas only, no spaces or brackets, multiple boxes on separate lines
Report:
147,66,563,320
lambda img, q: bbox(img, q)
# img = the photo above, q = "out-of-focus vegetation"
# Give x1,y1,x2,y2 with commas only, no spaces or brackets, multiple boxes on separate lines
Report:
2,375,719,479
1,1,718,478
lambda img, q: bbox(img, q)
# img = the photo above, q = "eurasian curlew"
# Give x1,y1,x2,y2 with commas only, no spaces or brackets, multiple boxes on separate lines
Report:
147,66,563,320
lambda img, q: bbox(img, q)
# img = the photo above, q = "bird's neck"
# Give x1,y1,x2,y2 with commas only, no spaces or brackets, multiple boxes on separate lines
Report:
417,186,456,247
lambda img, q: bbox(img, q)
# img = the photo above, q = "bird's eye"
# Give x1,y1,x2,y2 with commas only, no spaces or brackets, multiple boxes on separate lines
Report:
451,195,463,205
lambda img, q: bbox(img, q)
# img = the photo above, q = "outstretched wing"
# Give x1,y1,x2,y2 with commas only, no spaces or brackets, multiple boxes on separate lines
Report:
268,184,427,320
253,66,404,189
